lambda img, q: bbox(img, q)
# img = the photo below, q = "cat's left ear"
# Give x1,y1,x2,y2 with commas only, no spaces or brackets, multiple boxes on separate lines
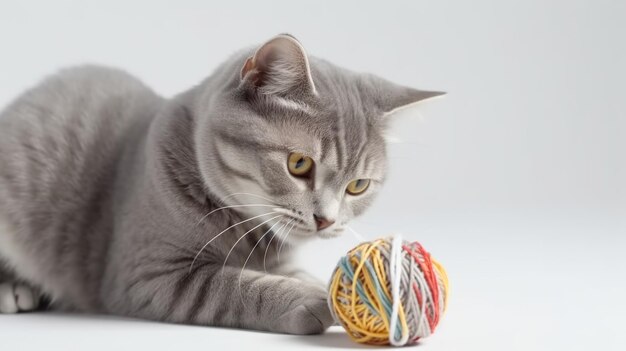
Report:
367,77,445,116
240,34,316,97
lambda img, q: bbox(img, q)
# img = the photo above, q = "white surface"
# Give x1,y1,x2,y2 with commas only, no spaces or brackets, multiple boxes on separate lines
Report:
0,0,624,350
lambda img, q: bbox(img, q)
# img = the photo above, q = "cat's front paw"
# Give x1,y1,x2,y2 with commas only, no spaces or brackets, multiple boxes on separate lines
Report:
275,288,334,335
0,282,40,314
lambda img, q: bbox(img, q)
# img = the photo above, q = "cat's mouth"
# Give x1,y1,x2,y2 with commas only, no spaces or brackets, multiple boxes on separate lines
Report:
278,218,343,240
283,220,315,237
258,207,344,240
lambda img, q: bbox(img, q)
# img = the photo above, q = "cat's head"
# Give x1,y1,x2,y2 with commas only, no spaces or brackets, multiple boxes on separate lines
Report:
196,34,443,242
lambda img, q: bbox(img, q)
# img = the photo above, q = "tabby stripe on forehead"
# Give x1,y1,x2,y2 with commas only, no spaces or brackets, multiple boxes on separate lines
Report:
212,141,257,182
349,128,369,173
333,123,347,170
363,149,378,175
320,136,333,163
217,131,284,153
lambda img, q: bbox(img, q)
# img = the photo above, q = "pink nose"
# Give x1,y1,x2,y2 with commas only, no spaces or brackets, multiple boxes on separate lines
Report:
314,215,335,231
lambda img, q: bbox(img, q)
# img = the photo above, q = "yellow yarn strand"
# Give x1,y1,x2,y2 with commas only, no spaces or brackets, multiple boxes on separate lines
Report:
350,242,390,343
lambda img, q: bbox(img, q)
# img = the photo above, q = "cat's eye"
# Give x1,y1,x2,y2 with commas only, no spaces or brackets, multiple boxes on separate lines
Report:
346,179,370,195
288,152,314,176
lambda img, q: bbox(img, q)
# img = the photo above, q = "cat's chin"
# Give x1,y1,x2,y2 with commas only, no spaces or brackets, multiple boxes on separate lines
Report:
275,219,345,241
285,228,341,241
315,230,343,239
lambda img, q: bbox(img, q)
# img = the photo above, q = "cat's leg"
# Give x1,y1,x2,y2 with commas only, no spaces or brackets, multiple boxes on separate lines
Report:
0,221,42,314
115,263,334,334
0,267,41,314
0,282,40,314
272,264,325,287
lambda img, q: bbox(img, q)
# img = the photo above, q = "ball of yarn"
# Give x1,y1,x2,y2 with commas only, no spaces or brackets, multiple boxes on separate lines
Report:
327,236,449,346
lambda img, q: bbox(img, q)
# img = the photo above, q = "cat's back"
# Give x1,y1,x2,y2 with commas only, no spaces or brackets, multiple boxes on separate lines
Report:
0,65,163,220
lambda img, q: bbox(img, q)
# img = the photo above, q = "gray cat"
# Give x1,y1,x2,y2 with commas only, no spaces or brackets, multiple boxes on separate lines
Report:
0,34,442,334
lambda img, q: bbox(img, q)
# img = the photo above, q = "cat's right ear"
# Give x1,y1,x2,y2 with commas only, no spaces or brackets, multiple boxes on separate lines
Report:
240,34,317,97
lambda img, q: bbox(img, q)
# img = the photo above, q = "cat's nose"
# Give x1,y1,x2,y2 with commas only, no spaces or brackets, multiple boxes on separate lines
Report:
313,215,335,231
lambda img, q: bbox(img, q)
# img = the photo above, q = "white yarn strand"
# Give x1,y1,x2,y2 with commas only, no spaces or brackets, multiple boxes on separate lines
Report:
388,234,409,346
414,260,432,337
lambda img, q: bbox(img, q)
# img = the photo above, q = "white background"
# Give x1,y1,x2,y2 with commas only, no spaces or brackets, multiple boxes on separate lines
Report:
1,1,624,350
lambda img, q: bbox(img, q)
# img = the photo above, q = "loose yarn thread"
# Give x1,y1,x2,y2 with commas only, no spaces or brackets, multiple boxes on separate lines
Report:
327,235,449,346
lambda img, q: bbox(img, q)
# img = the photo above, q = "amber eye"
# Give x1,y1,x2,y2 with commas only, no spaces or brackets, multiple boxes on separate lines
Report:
346,179,370,195
288,152,314,176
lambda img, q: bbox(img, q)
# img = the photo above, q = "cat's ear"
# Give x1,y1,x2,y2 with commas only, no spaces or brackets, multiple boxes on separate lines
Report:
374,81,445,144
381,88,445,117
240,34,316,96
367,76,445,116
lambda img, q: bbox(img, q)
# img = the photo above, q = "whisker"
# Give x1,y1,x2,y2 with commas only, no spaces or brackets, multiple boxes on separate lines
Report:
189,211,280,272
195,204,278,226
277,220,297,263
272,208,308,223
222,192,276,204
238,218,285,300
221,215,283,273
288,222,311,231
346,225,367,242
264,219,293,273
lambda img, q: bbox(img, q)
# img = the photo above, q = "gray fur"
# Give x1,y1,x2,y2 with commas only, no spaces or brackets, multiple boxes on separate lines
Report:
0,35,442,333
